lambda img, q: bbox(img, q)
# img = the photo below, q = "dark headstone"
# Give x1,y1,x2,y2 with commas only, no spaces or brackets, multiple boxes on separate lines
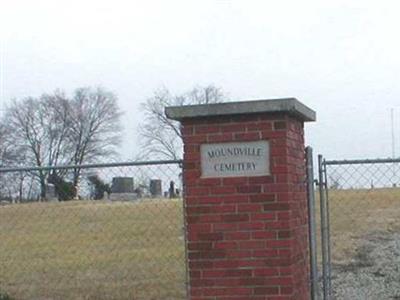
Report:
111,177,134,193
150,179,162,197
169,181,176,198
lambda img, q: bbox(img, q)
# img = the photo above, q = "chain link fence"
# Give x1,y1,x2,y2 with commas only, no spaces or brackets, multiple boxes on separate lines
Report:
0,160,187,300
319,158,400,300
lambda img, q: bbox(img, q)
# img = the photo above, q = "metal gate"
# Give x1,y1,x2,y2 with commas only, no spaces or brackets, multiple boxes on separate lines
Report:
316,156,400,300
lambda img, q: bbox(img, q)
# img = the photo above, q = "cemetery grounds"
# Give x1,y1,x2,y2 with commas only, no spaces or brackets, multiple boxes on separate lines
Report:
0,188,399,299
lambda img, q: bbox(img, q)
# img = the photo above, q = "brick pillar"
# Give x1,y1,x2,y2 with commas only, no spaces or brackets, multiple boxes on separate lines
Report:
166,98,316,300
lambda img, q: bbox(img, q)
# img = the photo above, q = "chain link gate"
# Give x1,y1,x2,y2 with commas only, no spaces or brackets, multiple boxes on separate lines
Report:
0,160,188,300
317,156,400,300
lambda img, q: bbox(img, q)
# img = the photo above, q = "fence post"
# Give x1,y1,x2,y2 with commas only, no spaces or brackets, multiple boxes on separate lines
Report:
322,160,332,297
166,98,316,299
306,147,319,300
318,155,330,300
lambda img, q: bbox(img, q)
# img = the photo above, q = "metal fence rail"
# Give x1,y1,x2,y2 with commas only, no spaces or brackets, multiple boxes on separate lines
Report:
319,157,400,300
0,160,187,300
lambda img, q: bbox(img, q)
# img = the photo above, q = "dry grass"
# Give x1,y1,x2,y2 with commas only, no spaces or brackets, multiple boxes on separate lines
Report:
0,199,186,300
1,188,399,299
316,188,400,264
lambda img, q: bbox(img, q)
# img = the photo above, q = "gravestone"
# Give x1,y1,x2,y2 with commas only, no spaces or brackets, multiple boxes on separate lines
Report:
110,177,136,201
168,181,175,198
149,179,162,197
46,184,58,202
111,177,134,193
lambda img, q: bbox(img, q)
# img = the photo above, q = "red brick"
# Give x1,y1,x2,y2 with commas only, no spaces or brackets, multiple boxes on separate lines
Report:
264,203,290,211
180,113,310,298
253,268,279,276
187,206,212,215
249,176,274,184
222,177,248,185
278,230,292,239
254,287,279,295
187,223,212,233
226,250,252,258
274,121,287,130
249,193,276,203
220,123,247,133
186,187,209,196
222,214,249,223
198,178,222,186
251,212,276,221
197,232,224,241
252,231,276,239
213,260,240,268
239,277,266,286
266,277,293,286
237,259,266,268
212,205,237,214
187,214,222,223
213,223,237,232
214,241,238,250
184,144,199,153
234,132,260,141
190,278,215,287
225,269,253,277
213,277,240,287
238,203,263,212
195,125,220,134
184,134,208,144
225,231,251,240
267,239,292,248
189,261,213,269
195,196,223,205
261,130,288,139
210,186,236,195
203,287,252,296
238,222,265,231
221,195,249,204
237,185,262,194
181,125,194,135
208,133,234,142
238,240,265,249
280,286,294,295
253,249,279,258
188,242,213,251
277,211,291,220
246,121,273,131
190,270,201,278
270,146,289,156
189,251,227,260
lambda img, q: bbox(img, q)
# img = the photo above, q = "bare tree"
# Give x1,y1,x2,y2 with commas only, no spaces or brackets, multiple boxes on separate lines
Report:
2,87,122,199
0,122,32,202
0,122,18,166
3,95,71,199
68,87,122,190
139,85,227,160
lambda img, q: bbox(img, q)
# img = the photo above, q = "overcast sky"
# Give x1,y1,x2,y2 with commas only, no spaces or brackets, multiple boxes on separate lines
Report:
1,0,400,160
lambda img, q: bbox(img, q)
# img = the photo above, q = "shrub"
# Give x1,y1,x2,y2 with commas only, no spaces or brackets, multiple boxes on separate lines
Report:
88,175,111,200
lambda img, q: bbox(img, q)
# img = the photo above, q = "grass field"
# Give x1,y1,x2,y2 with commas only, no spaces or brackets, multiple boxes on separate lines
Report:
317,188,400,264
0,199,186,300
1,188,400,299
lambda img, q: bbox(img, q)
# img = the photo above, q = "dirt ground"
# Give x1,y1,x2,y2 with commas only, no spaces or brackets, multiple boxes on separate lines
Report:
331,231,400,300
318,188,400,299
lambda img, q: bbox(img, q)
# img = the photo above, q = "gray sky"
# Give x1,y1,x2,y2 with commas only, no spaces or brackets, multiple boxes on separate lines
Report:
1,0,400,160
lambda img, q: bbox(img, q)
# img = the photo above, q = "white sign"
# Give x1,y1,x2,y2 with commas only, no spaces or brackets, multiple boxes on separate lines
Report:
201,141,270,178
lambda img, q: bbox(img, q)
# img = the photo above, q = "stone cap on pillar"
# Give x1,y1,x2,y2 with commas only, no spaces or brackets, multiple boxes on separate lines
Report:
165,97,316,122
